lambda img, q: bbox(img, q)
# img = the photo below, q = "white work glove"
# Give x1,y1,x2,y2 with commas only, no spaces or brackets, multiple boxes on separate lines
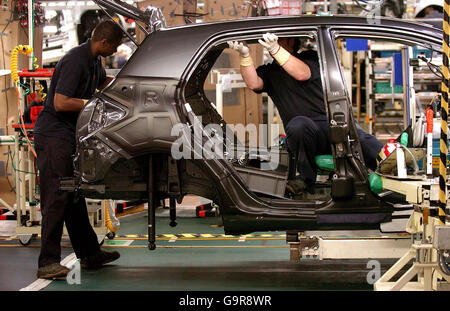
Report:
259,33,290,66
258,33,280,55
227,41,250,58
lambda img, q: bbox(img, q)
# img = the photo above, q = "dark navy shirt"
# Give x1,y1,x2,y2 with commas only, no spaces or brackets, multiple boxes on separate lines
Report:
34,39,106,142
255,50,326,126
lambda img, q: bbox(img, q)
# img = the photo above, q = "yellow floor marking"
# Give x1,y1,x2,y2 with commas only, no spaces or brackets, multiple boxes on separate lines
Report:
0,236,284,243
181,234,195,238
100,245,289,249
0,244,288,249
201,234,214,238
156,238,283,241
0,244,40,247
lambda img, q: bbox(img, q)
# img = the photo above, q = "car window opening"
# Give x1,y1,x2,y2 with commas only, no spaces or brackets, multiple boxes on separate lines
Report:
184,36,332,202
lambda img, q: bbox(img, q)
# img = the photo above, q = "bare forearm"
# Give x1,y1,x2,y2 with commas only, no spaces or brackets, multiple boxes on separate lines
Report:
280,56,311,81
98,76,114,90
54,93,85,112
240,65,263,91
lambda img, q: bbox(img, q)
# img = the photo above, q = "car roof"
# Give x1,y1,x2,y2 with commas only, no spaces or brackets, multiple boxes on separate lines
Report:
168,14,441,32
118,15,443,80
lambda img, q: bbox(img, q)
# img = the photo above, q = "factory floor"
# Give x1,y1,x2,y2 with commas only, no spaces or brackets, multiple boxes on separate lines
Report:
0,205,407,291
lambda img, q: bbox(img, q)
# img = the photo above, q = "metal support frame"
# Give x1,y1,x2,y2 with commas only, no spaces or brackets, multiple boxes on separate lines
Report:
288,235,412,261
371,173,450,290
14,86,40,244
0,135,17,212
401,46,411,129
380,176,424,204
366,42,421,139
211,69,247,117
84,199,110,244
12,74,52,244
366,50,374,134
286,174,450,290
319,237,412,259
211,68,283,146
28,0,34,70
375,213,450,291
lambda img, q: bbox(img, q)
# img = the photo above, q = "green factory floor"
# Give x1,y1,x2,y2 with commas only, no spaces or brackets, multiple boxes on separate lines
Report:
45,211,305,291
0,208,406,291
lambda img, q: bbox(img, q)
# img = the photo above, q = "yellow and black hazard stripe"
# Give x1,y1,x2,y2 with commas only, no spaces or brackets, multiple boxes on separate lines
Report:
440,0,450,225
115,233,285,239
0,233,286,241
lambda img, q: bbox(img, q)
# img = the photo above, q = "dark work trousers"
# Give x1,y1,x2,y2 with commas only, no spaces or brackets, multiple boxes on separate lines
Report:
35,134,100,268
285,116,383,187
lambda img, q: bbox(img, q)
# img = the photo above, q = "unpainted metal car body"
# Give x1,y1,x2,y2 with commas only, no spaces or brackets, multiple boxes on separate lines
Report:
63,5,443,243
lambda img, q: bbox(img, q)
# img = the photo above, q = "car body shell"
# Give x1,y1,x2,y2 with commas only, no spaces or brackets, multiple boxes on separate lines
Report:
70,15,443,235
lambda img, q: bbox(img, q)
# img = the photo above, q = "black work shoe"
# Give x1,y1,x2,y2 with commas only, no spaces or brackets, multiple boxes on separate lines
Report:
286,179,307,194
80,250,120,269
37,263,70,279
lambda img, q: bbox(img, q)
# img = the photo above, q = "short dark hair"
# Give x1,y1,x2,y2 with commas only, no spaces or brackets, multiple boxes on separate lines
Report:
91,20,123,45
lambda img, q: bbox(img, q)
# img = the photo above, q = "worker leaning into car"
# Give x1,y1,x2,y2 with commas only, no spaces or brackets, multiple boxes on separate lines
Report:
33,20,123,280
228,34,383,195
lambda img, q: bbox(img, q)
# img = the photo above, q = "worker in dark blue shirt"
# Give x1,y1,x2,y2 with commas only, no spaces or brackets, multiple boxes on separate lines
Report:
229,34,382,195
34,20,123,279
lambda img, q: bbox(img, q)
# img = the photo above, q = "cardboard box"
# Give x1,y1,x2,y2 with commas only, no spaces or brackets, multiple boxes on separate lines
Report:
264,0,302,16
203,0,249,22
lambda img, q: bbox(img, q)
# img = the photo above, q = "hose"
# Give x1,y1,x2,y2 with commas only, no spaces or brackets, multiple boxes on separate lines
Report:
10,45,33,85
37,82,46,101
398,144,419,175
104,200,119,233
10,45,38,158
375,143,419,175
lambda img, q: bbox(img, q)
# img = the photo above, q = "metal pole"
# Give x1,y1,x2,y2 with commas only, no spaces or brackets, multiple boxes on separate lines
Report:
15,131,21,225
28,0,34,70
19,145,26,221
439,0,449,226
28,147,35,222
216,73,223,117
367,50,374,135
329,0,337,14
401,46,411,129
